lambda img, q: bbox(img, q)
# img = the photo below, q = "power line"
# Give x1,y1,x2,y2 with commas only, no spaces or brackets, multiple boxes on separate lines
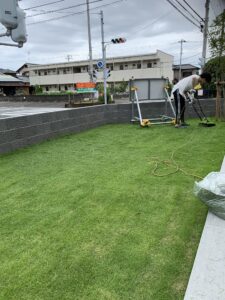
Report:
27,10,83,25
182,0,204,22
174,52,202,62
165,0,200,29
24,0,66,11
174,0,202,24
27,0,125,26
28,9,77,14
27,0,103,18
128,10,172,37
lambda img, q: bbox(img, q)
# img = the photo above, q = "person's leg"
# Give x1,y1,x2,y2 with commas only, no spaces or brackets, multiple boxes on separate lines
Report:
179,94,186,123
173,89,180,125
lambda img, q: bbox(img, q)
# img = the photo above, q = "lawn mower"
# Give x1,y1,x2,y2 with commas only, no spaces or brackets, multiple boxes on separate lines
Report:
187,90,216,127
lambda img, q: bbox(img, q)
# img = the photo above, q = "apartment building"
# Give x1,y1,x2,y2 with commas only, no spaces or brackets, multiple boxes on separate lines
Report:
22,50,173,93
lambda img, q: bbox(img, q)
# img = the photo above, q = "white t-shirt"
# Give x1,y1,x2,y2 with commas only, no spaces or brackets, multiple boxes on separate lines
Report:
172,75,200,98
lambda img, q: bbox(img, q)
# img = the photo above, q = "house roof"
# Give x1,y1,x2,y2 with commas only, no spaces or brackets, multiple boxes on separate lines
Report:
0,73,29,86
16,75,30,84
173,64,200,70
0,68,16,74
16,63,40,73
0,73,21,82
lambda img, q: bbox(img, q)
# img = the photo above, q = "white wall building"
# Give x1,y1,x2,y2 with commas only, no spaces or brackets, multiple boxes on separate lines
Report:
24,50,173,92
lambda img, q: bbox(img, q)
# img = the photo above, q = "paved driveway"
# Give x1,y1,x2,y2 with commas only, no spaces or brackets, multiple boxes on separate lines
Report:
0,102,69,119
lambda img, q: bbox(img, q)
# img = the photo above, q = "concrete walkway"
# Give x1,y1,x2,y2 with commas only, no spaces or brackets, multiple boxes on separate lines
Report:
185,156,225,300
0,106,69,119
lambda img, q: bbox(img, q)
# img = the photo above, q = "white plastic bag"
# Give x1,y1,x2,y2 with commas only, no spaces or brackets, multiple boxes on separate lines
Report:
194,172,225,220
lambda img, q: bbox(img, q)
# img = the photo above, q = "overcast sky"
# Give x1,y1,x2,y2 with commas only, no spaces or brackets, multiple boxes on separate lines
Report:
0,0,224,70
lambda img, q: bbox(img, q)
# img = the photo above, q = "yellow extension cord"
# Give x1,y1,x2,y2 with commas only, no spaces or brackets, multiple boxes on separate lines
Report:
148,132,203,180
149,152,203,180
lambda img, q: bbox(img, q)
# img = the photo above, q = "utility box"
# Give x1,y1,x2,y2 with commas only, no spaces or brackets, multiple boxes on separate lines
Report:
0,0,18,30
11,7,27,44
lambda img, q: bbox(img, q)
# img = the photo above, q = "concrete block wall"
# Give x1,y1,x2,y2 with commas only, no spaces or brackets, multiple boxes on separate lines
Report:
0,99,216,154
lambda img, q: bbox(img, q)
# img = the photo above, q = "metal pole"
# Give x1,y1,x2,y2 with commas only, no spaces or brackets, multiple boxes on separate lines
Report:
179,39,186,80
135,90,143,124
100,10,107,105
86,0,93,82
201,0,210,70
0,32,7,38
0,42,20,47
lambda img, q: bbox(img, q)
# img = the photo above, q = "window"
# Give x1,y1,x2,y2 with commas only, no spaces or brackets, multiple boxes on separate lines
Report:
57,70,60,74
46,86,49,91
107,65,113,71
137,63,141,69
38,71,41,76
63,69,67,74
183,71,192,78
58,86,61,91
120,65,124,70
147,62,152,68
73,67,81,73
65,85,68,91
44,71,47,75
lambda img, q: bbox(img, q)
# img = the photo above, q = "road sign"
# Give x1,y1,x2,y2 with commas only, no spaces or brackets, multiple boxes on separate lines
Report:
75,82,97,94
97,61,104,69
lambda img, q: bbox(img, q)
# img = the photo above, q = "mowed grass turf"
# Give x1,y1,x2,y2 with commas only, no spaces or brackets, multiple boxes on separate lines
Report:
0,121,224,300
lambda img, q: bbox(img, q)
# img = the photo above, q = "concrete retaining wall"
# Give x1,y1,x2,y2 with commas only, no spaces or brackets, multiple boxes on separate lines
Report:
0,99,216,154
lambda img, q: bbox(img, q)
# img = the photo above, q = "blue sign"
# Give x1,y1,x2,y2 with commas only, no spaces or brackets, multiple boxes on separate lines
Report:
97,61,104,69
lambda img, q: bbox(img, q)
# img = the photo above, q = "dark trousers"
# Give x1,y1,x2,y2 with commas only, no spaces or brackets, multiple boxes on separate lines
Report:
173,89,185,124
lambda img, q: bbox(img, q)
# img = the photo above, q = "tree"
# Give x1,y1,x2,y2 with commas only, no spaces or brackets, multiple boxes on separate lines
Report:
96,83,112,103
208,10,225,80
208,10,225,120
204,56,225,93
34,85,43,94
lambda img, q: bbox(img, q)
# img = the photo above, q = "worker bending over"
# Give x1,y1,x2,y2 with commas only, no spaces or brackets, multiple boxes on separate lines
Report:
172,72,211,128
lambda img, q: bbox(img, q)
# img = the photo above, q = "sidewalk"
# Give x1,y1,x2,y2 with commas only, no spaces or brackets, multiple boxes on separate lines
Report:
185,156,225,300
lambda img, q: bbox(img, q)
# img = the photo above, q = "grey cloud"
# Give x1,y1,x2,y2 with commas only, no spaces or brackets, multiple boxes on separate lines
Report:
0,0,224,69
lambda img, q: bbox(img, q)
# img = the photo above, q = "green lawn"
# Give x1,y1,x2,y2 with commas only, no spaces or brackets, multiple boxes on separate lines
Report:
0,121,224,300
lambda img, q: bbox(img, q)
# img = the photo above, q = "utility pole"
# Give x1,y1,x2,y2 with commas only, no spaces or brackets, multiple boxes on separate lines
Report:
86,0,93,82
100,10,107,105
66,54,72,62
201,0,210,69
178,39,186,80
